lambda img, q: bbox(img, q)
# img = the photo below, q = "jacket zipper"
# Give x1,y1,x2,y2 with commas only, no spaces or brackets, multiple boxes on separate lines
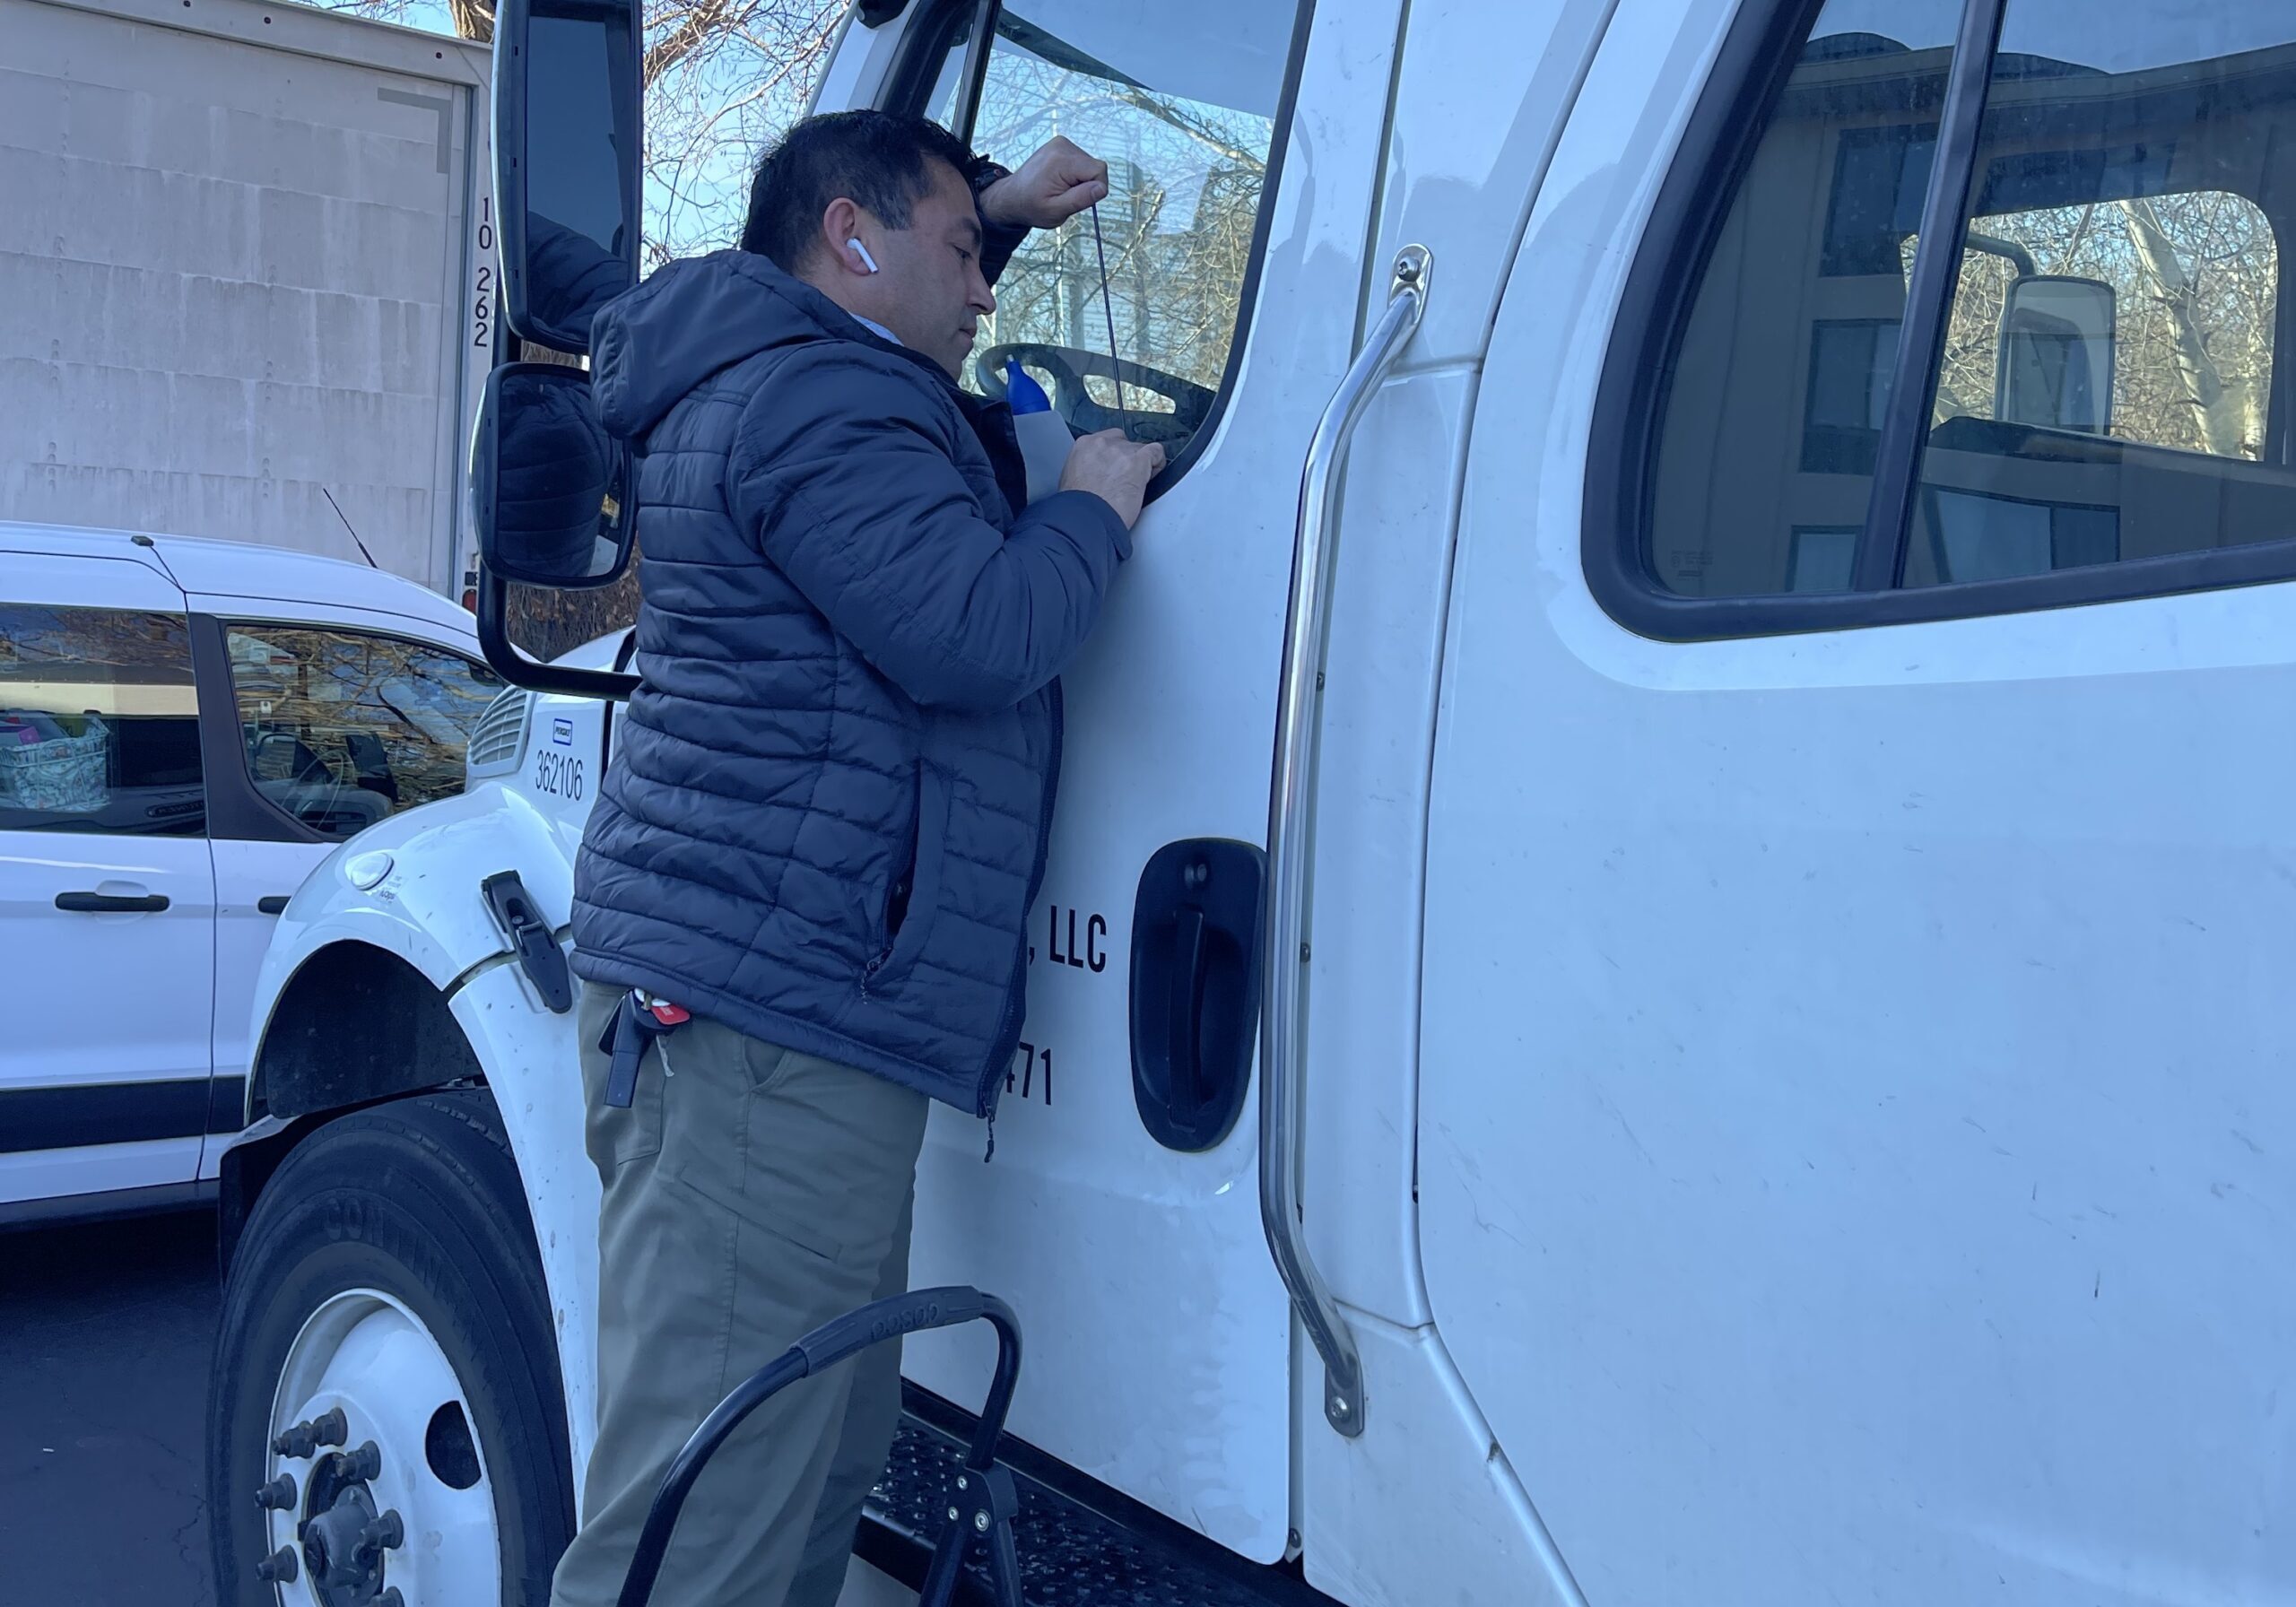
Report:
859,763,924,999
977,677,1062,1119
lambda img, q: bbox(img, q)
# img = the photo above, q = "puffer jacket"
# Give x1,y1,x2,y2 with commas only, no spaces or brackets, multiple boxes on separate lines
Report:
568,248,1131,1116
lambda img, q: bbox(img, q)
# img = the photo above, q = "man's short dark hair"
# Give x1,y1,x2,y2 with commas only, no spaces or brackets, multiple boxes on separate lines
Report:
740,110,975,272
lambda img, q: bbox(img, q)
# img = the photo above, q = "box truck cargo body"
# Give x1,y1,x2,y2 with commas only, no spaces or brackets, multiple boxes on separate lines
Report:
1,0,491,592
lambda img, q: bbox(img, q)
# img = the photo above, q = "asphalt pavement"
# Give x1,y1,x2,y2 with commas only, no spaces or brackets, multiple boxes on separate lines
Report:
0,1209,915,1607
0,1209,220,1606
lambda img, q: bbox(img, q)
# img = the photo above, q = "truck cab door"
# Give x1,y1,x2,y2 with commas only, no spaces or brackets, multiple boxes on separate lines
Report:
476,0,1411,1564
812,1,1405,1559
1425,3,2296,1603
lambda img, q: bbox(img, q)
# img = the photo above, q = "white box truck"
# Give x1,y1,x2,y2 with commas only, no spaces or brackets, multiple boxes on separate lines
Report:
211,1,2296,1605
0,0,492,594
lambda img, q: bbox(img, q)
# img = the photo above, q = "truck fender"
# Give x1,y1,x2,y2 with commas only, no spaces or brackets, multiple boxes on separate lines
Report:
444,961,602,1484
235,780,603,1481
248,780,581,1062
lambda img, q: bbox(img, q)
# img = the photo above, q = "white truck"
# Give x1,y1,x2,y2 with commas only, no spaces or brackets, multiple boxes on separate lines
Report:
2,0,493,595
213,1,2296,1604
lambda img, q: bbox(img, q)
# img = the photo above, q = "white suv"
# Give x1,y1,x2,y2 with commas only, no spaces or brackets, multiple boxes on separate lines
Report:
0,521,501,1224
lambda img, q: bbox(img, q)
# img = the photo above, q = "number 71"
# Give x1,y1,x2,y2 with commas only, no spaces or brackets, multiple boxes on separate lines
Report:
1008,1042,1052,1107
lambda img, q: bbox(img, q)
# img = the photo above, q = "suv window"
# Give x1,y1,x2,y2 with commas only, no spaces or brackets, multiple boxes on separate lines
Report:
1617,0,2294,625
922,1,1302,465
0,604,204,837
224,624,503,839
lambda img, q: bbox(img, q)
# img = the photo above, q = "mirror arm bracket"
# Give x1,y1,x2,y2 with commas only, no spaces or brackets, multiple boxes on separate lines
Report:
477,565,640,700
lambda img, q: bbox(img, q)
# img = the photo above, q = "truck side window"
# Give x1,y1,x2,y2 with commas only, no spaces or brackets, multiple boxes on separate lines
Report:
924,2,1303,466
1622,0,2294,621
224,625,503,839
1901,6,2287,589
0,604,204,837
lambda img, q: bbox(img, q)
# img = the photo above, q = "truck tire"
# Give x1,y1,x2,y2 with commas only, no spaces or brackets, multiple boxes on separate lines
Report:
209,1090,578,1607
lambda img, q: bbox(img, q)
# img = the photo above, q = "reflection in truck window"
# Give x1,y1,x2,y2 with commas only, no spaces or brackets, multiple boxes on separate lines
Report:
1646,0,2295,602
1907,193,2278,461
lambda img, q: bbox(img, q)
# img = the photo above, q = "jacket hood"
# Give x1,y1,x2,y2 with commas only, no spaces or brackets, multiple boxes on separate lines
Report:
589,248,902,441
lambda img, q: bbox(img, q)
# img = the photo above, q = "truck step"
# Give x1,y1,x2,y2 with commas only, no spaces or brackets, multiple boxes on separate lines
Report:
859,1401,1334,1607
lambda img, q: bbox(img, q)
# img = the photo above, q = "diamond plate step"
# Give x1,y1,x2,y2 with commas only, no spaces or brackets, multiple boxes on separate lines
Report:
857,1403,1335,1607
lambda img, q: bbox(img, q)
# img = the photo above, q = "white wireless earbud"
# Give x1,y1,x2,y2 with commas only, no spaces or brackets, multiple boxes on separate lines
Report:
848,238,880,274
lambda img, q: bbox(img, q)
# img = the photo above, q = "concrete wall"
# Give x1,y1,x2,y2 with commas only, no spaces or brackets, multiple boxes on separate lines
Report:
0,0,491,589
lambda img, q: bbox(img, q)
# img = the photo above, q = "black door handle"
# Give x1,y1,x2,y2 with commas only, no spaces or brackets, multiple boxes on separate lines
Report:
1127,839,1267,1153
56,890,170,913
257,895,293,916
1166,907,1208,1122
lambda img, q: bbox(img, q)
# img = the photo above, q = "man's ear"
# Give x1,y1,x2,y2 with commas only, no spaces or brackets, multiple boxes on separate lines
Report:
820,197,869,275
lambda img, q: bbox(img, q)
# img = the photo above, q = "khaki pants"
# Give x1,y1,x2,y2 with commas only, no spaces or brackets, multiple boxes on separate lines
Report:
549,982,929,1607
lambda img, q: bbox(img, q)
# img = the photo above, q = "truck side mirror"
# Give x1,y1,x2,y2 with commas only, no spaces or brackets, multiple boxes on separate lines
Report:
476,0,642,700
471,363,633,587
1994,274,2115,435
495,0,642,355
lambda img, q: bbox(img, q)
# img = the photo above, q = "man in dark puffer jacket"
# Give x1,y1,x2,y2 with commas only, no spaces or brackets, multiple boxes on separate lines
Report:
549,114,1163,1607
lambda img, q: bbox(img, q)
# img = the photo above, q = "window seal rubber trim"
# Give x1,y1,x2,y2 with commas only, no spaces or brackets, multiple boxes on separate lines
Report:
881,0,1322,503
1849,0,2006,591
1580,0,2296,642
190,612,326,846
957,0,996,145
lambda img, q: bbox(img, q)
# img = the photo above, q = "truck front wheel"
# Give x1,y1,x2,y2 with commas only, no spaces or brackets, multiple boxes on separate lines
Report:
209,1090,578,1607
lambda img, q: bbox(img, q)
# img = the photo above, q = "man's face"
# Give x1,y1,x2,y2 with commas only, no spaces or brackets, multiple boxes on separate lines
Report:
859,160,997,378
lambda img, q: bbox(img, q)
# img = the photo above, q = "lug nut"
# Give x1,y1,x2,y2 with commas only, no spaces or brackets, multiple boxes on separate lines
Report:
254,1473,297,1511
360,1508,405,1552
342,1439,383,1481
255,1545,300,1585
270,1407,346,1459
974,1510,991,1533
272,1424,315,1459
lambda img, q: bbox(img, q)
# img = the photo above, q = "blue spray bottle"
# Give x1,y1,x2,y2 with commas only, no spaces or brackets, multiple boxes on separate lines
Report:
1004,356,1074,506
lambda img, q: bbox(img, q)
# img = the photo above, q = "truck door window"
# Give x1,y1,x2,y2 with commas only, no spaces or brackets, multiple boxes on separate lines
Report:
1605,0,2296,630
1901,4,2287,588
223,625,503,839
0,604,204,837
1642,0,1966,602
922,1,1302,467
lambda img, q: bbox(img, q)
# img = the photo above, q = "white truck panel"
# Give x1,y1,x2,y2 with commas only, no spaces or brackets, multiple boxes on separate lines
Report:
0,0,491,591
1422,1,2296,1602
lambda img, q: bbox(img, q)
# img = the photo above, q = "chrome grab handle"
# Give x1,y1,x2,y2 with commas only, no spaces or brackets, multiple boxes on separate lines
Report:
1261,246,1431,1438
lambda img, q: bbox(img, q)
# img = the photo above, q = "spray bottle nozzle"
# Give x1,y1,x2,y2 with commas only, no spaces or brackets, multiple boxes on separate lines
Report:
1004,356,1053,415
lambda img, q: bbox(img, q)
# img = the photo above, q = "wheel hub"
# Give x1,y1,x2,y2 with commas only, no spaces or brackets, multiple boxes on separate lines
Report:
300,1452,390,1603
305,1488,379,1599
262,1289,501,1607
